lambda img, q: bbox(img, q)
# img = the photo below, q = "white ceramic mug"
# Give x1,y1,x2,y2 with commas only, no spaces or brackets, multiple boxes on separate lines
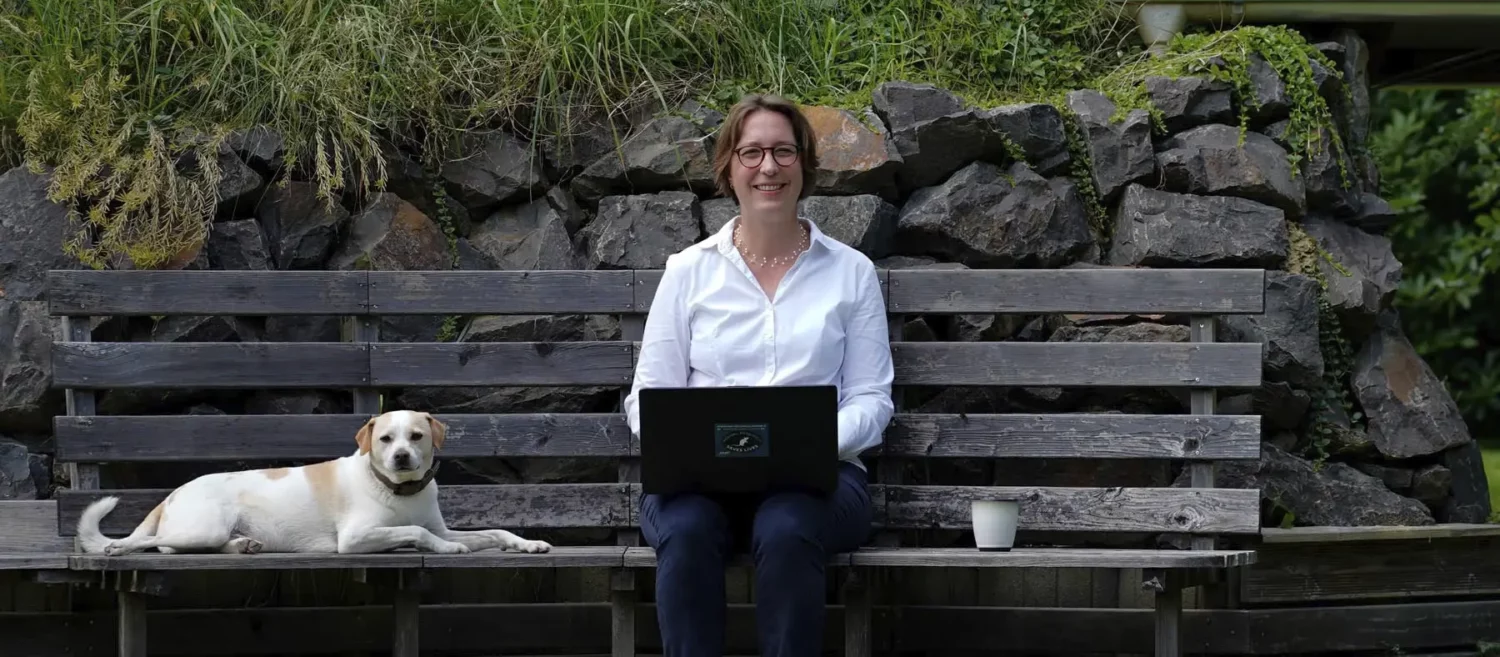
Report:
971,499,1020,551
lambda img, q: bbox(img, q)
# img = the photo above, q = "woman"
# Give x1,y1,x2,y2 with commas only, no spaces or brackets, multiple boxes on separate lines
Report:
623,94,895,657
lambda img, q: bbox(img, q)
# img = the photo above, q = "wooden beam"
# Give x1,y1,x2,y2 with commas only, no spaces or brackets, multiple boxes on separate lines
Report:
889,342,1264,388
46,270,369,316
886,268,1266,314
55,413,636,461
879,485,1262,535
51,342,370,389
369,342,634,386
845,547,1256,569
368,270,637,314
878,413,1260,460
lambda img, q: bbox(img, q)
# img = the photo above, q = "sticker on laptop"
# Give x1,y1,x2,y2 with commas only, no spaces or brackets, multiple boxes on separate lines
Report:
714,423,770,458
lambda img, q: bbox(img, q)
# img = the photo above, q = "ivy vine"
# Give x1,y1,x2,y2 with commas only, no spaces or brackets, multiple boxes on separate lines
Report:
1287,221,1362,465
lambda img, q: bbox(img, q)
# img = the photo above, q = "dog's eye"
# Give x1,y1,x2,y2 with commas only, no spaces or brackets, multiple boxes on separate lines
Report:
379,435,393,443
410,433,424,441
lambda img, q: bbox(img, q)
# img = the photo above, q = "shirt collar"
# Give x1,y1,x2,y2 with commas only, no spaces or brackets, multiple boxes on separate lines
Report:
701,209,836,259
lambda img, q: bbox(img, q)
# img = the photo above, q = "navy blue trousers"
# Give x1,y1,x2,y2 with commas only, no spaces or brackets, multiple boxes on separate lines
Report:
640,461,873,657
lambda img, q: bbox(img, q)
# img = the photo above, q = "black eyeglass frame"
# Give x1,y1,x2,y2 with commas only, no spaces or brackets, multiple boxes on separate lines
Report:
732,144,800,168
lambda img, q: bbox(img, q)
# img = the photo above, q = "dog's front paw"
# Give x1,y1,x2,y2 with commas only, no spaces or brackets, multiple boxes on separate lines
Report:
102,541,129,557
516,539,551,554
435,541,470,554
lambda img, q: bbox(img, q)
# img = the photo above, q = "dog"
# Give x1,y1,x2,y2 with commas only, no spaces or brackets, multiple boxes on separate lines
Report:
75,410,552,556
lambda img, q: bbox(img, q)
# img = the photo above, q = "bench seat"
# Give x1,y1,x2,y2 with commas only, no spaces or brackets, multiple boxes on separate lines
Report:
69,546,631,571
0,554,70,570
845,546,1257,569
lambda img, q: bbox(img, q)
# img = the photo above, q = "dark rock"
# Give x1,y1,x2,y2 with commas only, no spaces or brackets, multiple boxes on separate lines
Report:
1050,322,1189,343
225,126,287,172
1065,90,1156,204
579,191,701,269
539,104,631,184
1245,55,1290,127
887,109,1014,192
1301,126,1361,217
1351,192,1398,234
467,187,585,270
1207,441,1434,526
461,314,619,344
0,301,61,433
700,197,738,236
263,315,341,343
1156,124,1305,218
1439,441,1493,523
1300,215,1401,337
207,219,272,270
0,167,81,301
798,195,899,259
871,81,966,134
571,116,715,202
150,314,257,344
1354,463,1414,493
896,161,1094,268
1220,381,1312,432
246,391,350,415
1409,464,1453,509
1352,311,1473,459
258,181,350,269
985,103,1072,176
440,131,548,212
329,193,452,273
381,149,473,238
1144,76,1235,133
1222,271,1324,389
801,106,901,198
0,438,37,500
1334,28,1372,151
1107,184,1289,268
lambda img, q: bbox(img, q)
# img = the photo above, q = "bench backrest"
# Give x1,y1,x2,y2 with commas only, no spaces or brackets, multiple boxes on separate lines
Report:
46,267,1265,548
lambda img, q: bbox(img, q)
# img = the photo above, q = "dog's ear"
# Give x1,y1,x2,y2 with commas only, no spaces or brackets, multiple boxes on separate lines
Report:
355,418,375,455
424,413,447,450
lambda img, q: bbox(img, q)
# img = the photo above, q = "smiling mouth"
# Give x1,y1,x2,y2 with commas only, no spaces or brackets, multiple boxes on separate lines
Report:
753,183,786,193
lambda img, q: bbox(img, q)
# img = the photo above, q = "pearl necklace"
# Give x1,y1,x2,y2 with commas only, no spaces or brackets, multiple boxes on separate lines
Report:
733,221,810,268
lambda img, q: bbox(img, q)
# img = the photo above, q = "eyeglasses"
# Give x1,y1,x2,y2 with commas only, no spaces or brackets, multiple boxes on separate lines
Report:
733,145,799,168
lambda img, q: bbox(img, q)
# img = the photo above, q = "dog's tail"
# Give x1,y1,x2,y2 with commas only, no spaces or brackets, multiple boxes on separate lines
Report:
77,496,166,554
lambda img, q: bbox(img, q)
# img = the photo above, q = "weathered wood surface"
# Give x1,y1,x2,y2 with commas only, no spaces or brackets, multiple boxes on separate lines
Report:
889,342,1264,388
52,343,370,389
0,501,71,552
70,547,626,571
1260,523,1500,543
57,484,635,535
47,270,369,316
886,268,1265,314
880,485,1262,534
879,413,1260,460
0,555,69,570
1240,537,1500,604
370,342,635,386
368,271,639,314
845,547,1255,568
55,412,1260,462
621,547,853,568
12,600,1494,655
55,413,635,461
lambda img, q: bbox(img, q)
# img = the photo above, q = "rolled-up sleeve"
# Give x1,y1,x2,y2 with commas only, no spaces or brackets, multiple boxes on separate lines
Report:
836,264,895,461
624,255,692,437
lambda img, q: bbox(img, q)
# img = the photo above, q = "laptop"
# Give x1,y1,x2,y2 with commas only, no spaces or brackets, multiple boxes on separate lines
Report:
637,385,839,496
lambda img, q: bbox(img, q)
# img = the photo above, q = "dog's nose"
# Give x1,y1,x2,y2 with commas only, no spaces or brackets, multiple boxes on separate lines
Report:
393,451,411,467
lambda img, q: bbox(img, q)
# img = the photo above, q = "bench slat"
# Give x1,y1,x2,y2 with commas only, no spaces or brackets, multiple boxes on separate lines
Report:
892,342,1263,387
880,485,1261,535
881,413,1260,460
57,484,634,535
370,342,635,386
69,547,628,571
845,546,1257,568
55,413,1258,462
54,414,635,461
46,270,369,316
368,271,639,314
52,343,370,389
887,268,1265,314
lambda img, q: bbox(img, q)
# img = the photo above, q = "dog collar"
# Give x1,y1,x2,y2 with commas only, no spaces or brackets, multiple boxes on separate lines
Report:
371,461,440,496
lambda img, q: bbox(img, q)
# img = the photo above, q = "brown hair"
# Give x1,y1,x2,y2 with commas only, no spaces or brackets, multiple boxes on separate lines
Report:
711,94,819,200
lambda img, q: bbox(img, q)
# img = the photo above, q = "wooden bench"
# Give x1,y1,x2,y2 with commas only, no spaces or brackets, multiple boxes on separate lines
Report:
37,265,1266,657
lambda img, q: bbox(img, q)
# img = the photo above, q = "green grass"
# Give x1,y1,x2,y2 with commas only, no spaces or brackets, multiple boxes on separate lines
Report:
1482,441,1500,521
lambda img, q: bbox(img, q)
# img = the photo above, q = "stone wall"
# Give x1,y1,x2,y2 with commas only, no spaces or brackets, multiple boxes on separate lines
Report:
0,29,1489,527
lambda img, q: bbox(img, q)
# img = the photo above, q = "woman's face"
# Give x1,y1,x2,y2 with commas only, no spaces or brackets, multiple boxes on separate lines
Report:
730,109,803,218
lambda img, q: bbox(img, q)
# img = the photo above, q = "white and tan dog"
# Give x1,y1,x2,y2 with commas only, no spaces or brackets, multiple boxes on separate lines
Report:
75,410,551,556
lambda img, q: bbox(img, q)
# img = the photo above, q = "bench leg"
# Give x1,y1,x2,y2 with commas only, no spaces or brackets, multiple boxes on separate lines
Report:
392,585,419,657
1153,584,1182,657
843,568,872,657
611,568,636,657
118,590,147,657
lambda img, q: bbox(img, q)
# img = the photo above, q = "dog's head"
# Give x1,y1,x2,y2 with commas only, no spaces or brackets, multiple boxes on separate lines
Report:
355,410,446,481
